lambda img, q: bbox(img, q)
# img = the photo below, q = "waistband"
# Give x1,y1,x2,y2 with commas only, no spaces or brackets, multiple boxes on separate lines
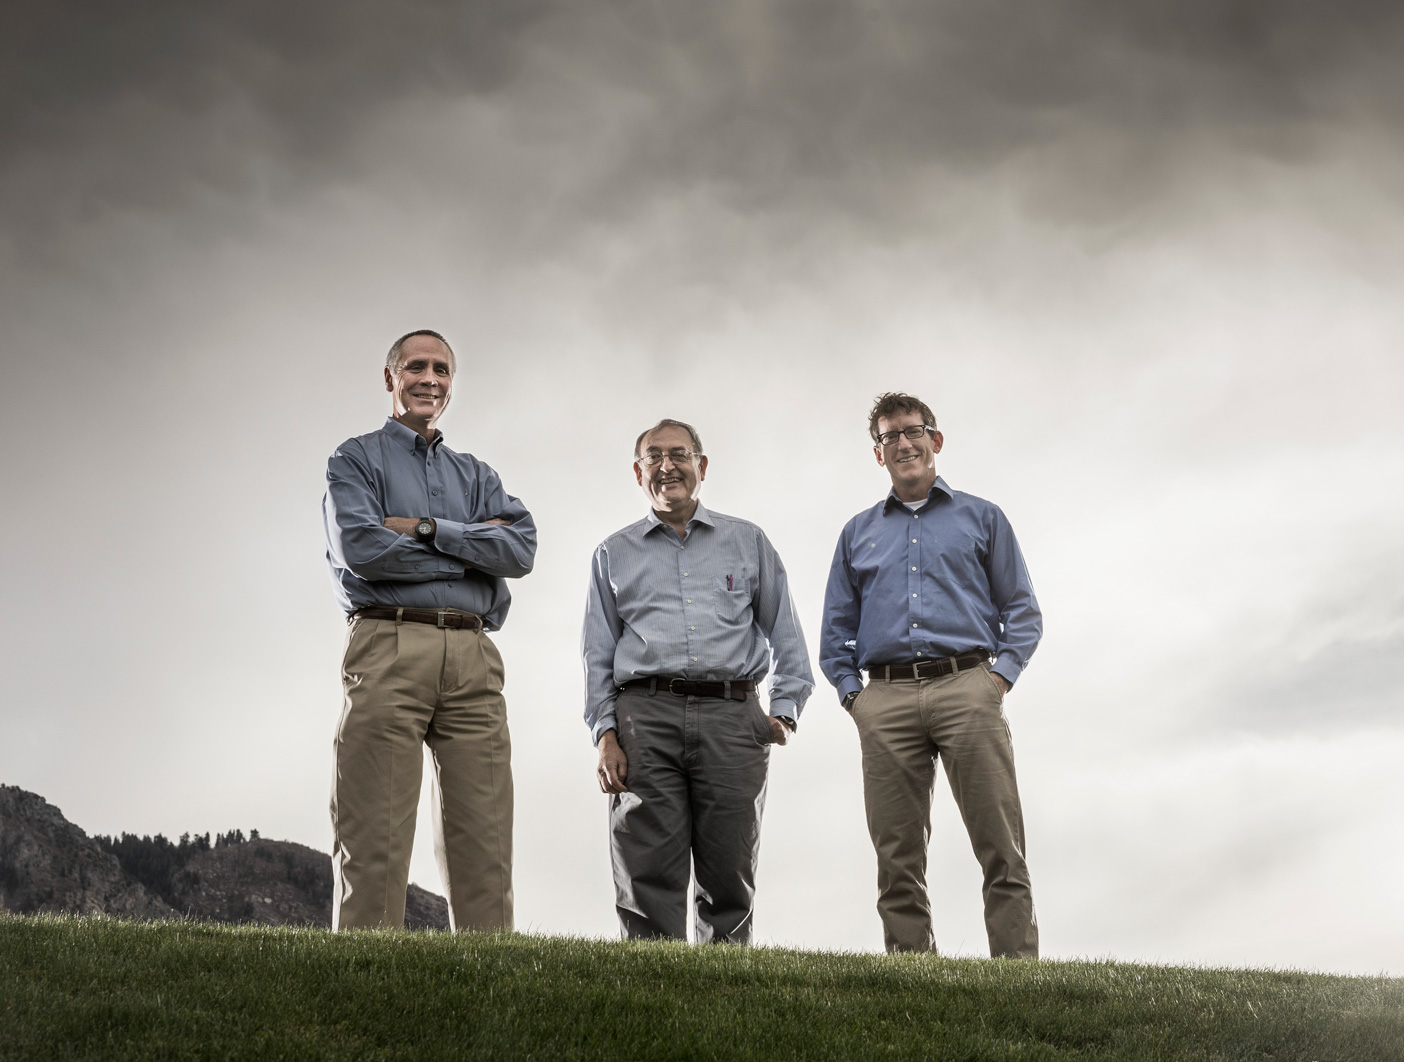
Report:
866,650,991,682
350,607,484,631
619,677,756,701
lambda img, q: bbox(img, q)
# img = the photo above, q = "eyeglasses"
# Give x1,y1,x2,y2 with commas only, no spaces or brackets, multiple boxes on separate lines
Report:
638,448,702,469
876,424,936,447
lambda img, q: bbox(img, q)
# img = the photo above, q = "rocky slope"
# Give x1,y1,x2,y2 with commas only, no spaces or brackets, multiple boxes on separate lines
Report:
0,784,447,930
0,785,171,919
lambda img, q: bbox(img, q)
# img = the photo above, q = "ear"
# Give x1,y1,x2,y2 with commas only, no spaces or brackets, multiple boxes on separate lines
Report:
696,455,708,482
873,444,886,468
384,366,394,392
633,461,645,487
931,430,944,455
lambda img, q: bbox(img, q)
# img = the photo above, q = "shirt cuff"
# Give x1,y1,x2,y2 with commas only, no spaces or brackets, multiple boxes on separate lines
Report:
590,714,618,747
837,676,864,703
768,698,799,721
991,655,1024,688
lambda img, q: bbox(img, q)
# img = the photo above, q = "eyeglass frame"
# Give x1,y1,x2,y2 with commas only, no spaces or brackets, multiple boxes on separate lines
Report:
637,448,704,469
874,424,938,447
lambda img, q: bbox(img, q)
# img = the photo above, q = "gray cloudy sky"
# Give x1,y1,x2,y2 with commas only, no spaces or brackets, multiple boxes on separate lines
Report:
3,1,1403,973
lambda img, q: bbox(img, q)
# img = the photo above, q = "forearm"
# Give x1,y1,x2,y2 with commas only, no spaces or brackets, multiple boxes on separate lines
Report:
431,503,537,578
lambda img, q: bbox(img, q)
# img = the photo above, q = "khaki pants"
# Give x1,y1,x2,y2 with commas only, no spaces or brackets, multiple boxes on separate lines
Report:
330,617,513,932
851,663,1037,957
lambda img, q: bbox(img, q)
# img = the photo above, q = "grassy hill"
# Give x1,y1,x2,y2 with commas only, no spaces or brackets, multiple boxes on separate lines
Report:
2,915,1400,1060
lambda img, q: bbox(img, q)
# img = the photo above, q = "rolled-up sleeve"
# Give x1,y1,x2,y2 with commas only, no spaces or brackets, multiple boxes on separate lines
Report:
325,443,464,583
581,545,624,745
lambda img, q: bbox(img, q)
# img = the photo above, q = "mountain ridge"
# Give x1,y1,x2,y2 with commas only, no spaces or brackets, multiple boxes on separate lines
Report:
0,783,448,930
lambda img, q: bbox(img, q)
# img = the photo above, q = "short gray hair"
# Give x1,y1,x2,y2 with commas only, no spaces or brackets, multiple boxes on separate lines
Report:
634,418,704,459
386,329,455,374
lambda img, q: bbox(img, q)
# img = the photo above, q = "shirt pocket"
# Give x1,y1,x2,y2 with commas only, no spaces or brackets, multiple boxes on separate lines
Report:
713,579,751,626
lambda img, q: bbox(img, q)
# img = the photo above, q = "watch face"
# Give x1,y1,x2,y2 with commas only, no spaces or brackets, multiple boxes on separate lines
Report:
417,520,434,538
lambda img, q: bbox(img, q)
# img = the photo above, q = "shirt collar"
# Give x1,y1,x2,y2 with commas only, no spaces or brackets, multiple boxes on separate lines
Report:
383,415,444,452
883,476,952,513
642,500,715,537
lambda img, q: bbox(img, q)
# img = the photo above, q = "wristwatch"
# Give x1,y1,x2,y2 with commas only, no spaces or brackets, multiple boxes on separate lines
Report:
842,690,860,711
414,517,436,542
776,715,797,733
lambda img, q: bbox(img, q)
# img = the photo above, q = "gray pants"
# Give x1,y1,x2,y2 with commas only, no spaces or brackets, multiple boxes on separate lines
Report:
609,686,773,943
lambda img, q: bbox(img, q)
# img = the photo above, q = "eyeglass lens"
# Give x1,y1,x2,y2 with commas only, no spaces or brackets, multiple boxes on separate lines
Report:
642,449,696,466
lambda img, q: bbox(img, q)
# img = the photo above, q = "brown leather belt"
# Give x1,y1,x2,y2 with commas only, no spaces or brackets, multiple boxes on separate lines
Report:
867,650,991,681
350,607,484,631
620,677,757,701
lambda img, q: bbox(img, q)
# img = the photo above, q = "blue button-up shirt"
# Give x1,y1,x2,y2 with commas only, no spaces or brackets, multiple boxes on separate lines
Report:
323,417,536,629
820,477,1041,702
582,503,814,745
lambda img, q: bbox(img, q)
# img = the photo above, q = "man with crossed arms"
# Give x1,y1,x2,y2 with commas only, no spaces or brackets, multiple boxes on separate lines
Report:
821,391,1042,957
583,418,813,943
323,328,536,932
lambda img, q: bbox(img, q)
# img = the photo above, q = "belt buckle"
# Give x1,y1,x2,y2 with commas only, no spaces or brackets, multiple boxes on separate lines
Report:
435,610,454,629
667,678,687,696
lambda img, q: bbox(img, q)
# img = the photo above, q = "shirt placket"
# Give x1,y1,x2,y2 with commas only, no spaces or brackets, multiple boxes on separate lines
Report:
907,510,926,659
424,443,445,521
678,540,700,672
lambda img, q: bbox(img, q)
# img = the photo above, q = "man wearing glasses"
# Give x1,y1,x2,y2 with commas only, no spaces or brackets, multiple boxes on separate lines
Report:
582,418,813,943
821,392,1042,958
323,329,536,932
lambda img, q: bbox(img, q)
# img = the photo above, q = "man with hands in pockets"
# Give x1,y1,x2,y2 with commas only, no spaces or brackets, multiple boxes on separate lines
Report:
821,392,1042,958
582,418,813,943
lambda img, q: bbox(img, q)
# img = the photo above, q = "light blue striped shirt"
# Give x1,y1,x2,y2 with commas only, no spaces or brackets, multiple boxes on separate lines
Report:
581,503,814,745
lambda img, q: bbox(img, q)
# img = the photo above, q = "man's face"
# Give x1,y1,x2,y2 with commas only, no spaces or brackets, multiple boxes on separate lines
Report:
385,334,454,427
874,409,942,492
634,425,707,512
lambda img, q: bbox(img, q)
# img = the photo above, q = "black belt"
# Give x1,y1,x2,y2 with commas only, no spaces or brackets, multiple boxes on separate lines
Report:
620,677,756,701
867,650,991,681
350,607,484,631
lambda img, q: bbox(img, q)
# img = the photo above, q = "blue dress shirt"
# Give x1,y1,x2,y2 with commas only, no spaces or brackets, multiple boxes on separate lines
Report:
582,503,814,745
820,477,1041,702
323,417,536,629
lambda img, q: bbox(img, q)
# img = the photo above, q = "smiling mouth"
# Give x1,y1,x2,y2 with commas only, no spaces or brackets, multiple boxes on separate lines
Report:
894,454,920,464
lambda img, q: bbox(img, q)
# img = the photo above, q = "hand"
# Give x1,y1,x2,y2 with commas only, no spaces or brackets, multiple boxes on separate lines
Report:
384,517,420,537
991,672,1011,696
768,717,789,746
484,517,511,526
597,730,629,794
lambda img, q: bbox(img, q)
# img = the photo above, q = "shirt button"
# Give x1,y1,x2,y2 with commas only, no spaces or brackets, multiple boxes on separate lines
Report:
912,593,917,598
683,573,688,577
911,566,917,572
432,490,439,496
686,599,692,604
692,656,698,662
912,539,917,543
689,626,695,631
916,652,923,657
912,623,918,628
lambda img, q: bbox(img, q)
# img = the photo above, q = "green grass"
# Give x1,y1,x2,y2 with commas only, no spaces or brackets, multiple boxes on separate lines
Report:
2,915,1400,1060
